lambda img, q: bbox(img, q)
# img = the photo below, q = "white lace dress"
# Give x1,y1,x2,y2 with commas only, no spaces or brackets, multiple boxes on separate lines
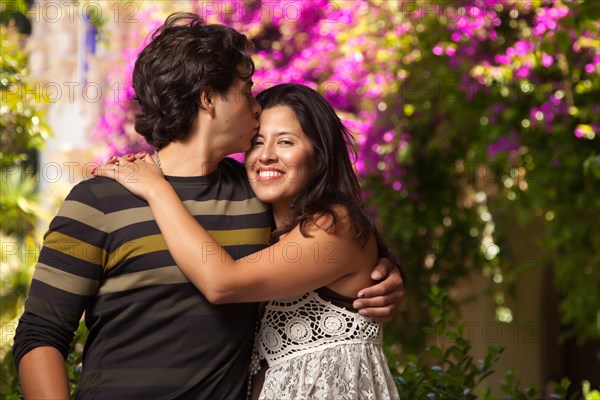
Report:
253,289,400,399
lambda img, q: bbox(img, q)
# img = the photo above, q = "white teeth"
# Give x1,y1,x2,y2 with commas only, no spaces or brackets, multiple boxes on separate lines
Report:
258,170,283,178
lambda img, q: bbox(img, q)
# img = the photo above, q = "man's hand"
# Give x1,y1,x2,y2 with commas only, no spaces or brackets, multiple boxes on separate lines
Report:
353,258,405,322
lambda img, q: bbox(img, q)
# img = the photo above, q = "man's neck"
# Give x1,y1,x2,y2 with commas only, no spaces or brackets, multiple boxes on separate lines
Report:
156,141,224,177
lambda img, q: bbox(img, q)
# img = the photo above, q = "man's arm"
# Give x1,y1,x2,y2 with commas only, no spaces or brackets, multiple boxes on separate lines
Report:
353,258,405,322
19,347,69,399
12,181,105,397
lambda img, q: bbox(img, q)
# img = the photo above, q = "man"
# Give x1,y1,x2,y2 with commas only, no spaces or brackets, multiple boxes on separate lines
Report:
13,13,403,399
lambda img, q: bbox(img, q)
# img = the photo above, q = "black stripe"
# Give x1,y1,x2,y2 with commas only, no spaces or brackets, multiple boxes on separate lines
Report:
75,368,250,400
64,180,103,206
85,160,258,212
39,247,103,279
195,210,273,230
27,281,88,323
48,216,107,243
107,211,272,244
103,242,268,277
84,177,141,199
92,282,256,317
95,183,263,213
105,251,173,276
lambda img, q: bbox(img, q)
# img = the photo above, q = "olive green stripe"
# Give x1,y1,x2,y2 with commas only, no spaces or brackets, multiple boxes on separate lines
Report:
106,234,167,271
100,226,271,292
58,198,268,233
187,198,268,215
105,228,271,271
33,263,99,296
97,265,187,295
44,231,106,265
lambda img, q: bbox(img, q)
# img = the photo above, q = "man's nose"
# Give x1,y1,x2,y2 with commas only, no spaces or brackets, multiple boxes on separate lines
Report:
252,97,262,118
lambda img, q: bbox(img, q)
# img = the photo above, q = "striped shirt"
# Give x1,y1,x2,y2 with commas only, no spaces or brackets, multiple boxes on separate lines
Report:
13,158,273,399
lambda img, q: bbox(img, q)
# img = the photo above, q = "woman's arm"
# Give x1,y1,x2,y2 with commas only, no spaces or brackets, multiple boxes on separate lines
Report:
94,156,368,303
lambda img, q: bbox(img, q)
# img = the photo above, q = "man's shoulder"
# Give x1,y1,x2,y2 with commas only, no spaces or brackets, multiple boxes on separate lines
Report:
63,176,136,210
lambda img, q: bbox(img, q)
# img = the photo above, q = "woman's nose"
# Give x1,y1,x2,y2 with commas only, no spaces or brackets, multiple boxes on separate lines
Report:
258,144,277,162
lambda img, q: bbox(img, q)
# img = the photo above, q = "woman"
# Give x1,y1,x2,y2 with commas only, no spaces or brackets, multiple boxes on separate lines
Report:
95,84,402,399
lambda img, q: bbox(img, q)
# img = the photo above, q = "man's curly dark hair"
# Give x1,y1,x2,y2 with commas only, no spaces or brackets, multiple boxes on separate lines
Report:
132,12,255,148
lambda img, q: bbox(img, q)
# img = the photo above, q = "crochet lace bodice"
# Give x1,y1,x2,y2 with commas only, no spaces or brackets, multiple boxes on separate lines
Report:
256,290,382,367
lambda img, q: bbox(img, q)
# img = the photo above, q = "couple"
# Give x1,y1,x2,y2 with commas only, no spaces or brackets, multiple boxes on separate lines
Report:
13,12,403,399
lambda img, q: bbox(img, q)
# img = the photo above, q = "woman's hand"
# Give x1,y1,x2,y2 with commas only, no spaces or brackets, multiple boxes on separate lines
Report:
93,152,168,200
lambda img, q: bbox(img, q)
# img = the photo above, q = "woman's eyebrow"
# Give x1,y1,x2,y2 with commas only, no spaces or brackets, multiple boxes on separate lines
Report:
275,131,300,138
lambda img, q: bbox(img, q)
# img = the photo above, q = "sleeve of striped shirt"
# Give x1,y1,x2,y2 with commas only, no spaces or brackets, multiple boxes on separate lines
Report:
13,181,106,369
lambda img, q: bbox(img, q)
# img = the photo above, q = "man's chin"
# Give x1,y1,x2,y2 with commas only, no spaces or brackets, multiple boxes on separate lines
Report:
236,144,252,154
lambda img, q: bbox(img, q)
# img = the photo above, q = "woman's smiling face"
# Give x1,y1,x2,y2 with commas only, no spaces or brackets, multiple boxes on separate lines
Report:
245,106,315,208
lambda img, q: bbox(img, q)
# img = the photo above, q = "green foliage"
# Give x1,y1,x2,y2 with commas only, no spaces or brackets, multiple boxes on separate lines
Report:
0,23,50,165
0,213,86,399
67,322,88,395
0,355,20,400
95,0,600,345
0,168,49,238
356,0,600,346
583,380,600,400
0,229,36,398
395,286,576,399
396,287,504,398
0,11,55,398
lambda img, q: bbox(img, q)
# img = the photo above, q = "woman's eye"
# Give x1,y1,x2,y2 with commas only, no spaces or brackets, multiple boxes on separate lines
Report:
279,140,293,145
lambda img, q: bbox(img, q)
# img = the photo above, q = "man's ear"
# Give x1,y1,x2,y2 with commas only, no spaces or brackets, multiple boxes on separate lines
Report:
200,88,215,116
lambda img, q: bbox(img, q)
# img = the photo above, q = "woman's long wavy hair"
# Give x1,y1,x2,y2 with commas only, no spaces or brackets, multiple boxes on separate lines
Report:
256,84,403,277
